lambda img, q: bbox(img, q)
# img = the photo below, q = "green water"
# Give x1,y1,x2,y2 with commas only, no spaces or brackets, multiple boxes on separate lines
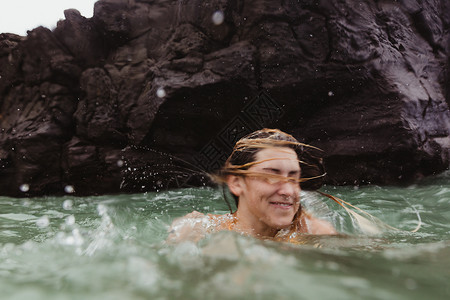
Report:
1,173,450,300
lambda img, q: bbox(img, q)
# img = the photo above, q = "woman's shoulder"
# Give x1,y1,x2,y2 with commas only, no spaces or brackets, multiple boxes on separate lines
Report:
299,211,337,235
207,213,235,231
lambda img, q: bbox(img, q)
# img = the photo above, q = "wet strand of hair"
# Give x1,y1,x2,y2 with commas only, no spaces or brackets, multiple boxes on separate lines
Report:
233,139,322,152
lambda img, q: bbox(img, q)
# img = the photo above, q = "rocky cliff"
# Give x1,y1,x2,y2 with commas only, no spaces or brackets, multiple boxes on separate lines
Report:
0,0,449,196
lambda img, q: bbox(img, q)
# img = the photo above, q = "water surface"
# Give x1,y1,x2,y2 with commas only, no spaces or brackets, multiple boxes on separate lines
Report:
1,173,450,299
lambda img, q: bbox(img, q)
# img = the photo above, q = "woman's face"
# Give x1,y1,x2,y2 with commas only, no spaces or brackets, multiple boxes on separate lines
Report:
236,147,301,231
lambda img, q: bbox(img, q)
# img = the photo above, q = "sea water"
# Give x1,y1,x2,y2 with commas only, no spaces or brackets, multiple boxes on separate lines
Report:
1,172,450,299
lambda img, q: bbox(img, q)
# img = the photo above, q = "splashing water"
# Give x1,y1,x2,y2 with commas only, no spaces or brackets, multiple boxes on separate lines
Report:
1,173,450,299
19,184,30,192
212,11,225,25
62,199,73,210
64,185,75,194
156,87,166,98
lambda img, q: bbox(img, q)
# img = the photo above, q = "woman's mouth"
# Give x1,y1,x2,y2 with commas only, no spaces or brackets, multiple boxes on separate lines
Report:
269,201,293,209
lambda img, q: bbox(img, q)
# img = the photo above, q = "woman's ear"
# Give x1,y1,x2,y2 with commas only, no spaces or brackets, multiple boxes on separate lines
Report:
226,175,244,197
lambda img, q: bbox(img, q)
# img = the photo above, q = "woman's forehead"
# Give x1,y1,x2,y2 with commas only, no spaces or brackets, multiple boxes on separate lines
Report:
256,146,298,157
254,147,300,165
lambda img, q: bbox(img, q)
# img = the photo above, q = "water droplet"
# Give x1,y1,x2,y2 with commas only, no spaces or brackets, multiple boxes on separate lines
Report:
65,215,76,226
63,199,73,210
212,11,224,25
156,87,166,98
19,184,29,192
36,216,50,228
65,235,75,245
328,91,334,97
64,185,75,194
117,160,124,167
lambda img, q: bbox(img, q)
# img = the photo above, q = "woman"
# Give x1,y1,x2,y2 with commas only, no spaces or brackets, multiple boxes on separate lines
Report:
167,128,337,243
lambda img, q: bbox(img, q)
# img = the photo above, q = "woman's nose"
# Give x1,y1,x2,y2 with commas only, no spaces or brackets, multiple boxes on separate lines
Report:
278,180,298,196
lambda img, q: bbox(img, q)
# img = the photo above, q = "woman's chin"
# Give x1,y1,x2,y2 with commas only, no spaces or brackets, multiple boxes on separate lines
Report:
269,219,293,230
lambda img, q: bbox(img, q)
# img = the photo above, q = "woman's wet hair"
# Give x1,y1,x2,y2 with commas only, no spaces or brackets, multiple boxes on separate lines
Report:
215,128,326,208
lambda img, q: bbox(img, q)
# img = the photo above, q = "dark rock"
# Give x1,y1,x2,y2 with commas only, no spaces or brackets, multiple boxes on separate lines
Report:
53,9,107,68
0,0,449,196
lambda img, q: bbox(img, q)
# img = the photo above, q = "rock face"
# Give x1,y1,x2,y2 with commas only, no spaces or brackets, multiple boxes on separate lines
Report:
0,0,449,196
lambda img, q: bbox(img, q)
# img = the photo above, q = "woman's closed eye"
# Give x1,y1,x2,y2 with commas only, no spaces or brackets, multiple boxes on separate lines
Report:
262,168,300,180
261,173,300,185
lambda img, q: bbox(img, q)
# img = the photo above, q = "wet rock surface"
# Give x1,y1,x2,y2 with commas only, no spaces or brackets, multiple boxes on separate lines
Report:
0,0,449,196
